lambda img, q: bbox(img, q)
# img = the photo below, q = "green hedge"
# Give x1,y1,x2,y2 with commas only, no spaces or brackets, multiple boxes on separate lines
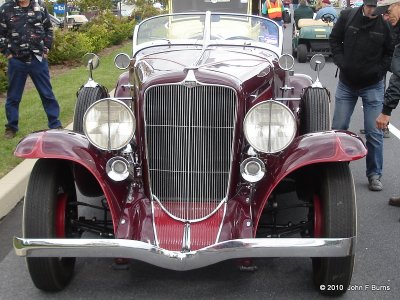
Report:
0,12,135,92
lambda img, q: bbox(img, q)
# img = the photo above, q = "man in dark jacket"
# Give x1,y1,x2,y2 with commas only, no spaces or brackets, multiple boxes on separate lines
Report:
294,0,314,28
375,0,400,205
0,0,62,139
330,0,393,191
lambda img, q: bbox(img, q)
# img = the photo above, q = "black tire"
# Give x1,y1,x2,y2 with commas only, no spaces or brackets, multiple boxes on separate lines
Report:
297,44,308,63
299,87,330,134
312,163,356,296
73,85,108,133
24,159,78,291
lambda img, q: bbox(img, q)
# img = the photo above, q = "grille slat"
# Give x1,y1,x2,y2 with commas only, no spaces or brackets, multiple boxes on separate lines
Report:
145,85,237,220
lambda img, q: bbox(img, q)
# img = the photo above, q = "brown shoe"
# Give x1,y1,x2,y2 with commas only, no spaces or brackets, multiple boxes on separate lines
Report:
4,127,16,139
389,195,400,207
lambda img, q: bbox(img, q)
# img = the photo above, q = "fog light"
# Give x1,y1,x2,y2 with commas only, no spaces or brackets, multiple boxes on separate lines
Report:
240,157,265,183
106,157,130,181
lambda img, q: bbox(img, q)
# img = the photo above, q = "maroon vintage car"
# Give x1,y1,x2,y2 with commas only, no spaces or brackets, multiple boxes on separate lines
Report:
13,12,366,296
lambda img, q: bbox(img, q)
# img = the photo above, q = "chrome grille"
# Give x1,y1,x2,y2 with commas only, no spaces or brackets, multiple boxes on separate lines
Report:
145,85,237,220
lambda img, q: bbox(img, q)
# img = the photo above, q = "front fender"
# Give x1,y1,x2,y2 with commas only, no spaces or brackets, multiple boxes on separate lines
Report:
253,130,367,227
279,130,366,174
14,129,123,229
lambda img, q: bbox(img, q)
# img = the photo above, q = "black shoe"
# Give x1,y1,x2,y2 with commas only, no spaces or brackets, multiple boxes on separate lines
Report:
368,175,382,191
4,127,16,139
389,195,400,207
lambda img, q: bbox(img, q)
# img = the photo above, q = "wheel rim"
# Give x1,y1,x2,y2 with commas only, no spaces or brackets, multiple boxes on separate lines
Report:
313,194,323,237
55,193,68,238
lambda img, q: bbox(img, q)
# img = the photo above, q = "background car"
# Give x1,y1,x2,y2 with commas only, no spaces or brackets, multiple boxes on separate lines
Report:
13,11,366,297
61,14,89,29
49,14,62,29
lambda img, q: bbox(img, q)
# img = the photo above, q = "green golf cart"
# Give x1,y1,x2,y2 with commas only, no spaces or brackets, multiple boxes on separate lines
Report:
292,13,335,63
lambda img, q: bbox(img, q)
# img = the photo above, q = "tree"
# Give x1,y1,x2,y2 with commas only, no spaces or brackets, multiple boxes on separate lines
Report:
76,0,112,12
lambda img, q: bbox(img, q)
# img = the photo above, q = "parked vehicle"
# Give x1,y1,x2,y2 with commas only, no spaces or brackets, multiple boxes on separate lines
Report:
292,13,335,62
13,11,366,296
63,14,89,29
49,14,63,29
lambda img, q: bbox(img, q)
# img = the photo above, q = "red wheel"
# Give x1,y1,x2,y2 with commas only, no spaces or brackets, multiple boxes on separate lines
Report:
313,194,323,238
55,193,68,238
24,159,78,291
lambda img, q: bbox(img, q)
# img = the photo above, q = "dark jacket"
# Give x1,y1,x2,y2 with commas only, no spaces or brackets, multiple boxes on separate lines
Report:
329,7,393,89
382,23,400,116
294,4,314,28
0,0,53,59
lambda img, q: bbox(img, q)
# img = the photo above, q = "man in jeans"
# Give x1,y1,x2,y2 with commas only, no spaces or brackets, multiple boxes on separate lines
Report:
330,0,393,191
0,0,62,139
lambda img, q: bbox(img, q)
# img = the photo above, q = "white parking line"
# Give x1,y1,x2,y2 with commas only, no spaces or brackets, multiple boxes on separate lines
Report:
388,123,400,140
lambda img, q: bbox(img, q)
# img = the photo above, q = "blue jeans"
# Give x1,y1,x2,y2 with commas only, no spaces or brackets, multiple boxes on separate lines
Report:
5,57,61,132
332,80,384,178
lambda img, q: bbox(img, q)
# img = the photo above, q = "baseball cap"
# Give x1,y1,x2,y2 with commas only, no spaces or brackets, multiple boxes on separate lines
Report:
373,0,400,15
363,0,377,6
322,0,330,4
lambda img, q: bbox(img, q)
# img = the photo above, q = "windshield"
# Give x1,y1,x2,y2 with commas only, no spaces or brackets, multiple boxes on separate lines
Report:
135,13,281,50
169,0,250,14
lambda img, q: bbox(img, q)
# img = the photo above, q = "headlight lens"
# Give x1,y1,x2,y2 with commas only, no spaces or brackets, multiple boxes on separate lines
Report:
83,98,135,150
244,101,296,153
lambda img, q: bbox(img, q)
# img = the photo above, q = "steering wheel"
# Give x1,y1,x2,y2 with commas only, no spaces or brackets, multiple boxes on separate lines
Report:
320,13,336,23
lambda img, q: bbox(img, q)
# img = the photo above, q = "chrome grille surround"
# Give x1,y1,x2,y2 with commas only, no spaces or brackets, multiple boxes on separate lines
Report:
144,84,238,221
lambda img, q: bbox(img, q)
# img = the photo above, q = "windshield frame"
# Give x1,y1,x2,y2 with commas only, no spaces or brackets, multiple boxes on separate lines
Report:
132,12,283,58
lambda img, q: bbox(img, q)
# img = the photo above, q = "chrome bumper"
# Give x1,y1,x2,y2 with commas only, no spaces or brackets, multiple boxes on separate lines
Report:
14,237,355,271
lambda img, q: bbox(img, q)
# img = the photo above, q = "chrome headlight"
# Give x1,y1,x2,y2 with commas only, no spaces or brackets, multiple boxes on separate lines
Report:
83,98,135,150
244,101,296,153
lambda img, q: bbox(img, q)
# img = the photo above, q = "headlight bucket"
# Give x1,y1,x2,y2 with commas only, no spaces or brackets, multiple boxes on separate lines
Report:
83,98,136,151
244,100,296,153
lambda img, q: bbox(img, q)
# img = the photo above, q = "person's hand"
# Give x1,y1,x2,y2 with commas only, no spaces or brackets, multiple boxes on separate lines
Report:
7,54,12,59
376,113,390,129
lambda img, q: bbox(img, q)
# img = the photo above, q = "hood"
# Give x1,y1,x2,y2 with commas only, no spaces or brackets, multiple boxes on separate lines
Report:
135,47,274,91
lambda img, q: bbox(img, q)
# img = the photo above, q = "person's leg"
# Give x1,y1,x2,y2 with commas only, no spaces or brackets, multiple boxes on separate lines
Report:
29,58,62,129
5,58,28,132
360,80,384,190
361,80,384,177
332,80,358,130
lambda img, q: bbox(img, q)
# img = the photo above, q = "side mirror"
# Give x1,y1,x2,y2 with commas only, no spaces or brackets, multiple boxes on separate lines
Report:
114,53,131,70
82,53,100,81
310,54,325,88
278,54,295,71
82,53,100,70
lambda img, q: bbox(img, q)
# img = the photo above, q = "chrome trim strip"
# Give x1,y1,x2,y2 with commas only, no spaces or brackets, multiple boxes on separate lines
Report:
14,237,356,271
215,200,227,243
151,199,160,247
182,223,191,251
153,195,226,223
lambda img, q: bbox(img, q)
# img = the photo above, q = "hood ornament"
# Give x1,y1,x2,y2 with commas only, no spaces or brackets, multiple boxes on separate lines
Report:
182,68,199,88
